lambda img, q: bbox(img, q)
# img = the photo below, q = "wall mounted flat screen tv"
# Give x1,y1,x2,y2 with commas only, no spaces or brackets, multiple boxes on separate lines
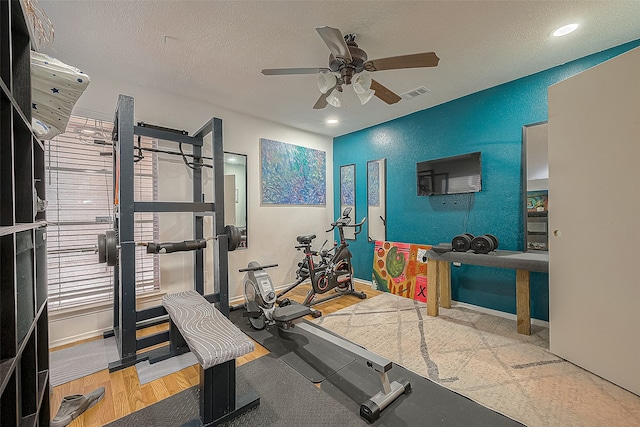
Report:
417,151,482,196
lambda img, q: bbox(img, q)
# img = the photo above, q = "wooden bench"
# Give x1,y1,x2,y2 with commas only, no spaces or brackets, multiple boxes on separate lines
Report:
426,248,549,335
163,290,260,426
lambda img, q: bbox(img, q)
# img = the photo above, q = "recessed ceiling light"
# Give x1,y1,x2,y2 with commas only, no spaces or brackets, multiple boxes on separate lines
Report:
326,119,338,124
552,23,579,37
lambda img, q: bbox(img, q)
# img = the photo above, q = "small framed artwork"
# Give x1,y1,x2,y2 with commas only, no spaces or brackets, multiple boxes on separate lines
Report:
340,164,356,240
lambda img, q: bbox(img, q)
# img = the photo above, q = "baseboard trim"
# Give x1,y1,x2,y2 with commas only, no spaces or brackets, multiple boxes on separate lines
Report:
362,278,549,327
354,278,374,287
50,328,112,350
451,301,549,328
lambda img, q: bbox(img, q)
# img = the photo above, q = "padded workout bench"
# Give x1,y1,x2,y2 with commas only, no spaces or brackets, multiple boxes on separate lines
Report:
163,290,260,426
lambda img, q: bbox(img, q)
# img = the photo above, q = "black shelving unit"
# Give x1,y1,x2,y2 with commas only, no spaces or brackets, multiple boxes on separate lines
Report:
526,210,548,251
1,1,50,426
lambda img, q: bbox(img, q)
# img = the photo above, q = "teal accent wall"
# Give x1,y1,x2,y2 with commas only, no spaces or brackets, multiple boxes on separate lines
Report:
334,40,640,321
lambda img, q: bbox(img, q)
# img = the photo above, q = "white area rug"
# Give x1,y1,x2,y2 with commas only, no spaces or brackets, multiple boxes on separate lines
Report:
135,351,198,384
50,337,120,386
313,292,640,427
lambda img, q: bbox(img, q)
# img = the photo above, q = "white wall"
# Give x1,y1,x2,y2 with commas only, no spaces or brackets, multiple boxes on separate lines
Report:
49,75,334,346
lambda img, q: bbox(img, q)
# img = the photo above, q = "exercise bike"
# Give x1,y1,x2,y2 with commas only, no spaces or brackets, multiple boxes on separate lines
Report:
278,207,367,311
241,208,366,328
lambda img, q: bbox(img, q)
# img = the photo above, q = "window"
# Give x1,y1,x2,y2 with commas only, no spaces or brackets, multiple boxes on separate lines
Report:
45,116,159,310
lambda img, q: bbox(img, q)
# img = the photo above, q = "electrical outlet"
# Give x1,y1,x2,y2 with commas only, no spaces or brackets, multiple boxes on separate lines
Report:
453,262,462,267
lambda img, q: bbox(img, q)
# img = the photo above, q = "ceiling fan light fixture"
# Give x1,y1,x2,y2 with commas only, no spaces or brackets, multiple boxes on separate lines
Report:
317,73,337,94
357,88,375,105
353,73,372,94
326,88,342,108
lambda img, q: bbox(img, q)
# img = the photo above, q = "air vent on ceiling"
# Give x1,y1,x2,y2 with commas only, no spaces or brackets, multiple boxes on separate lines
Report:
401,86,431,100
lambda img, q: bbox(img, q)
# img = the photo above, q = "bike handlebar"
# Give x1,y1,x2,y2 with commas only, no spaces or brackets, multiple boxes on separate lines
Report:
353,217,367,235
326,217,367,233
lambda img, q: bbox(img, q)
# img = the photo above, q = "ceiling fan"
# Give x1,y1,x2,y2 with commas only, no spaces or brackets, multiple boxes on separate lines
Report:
261,26,440,109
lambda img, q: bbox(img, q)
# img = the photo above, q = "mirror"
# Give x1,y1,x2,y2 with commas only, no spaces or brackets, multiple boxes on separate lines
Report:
367,158,386,242
224,152,247,249
522,122,548,251
340,164,356,240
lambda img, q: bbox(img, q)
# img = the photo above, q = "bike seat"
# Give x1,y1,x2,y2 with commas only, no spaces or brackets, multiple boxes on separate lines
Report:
296,234,316,245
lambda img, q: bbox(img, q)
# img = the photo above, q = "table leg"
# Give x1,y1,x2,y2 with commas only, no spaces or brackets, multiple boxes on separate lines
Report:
516,269,531,335
427,258,439,316
438,261,451,308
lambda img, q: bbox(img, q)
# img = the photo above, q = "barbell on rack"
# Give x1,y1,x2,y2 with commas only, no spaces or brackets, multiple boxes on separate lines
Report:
97,224,242,266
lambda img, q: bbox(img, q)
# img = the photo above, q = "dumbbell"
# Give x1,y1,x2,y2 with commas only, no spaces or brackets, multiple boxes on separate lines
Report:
451,233,475,252
470,234,499,254
452,233,499,253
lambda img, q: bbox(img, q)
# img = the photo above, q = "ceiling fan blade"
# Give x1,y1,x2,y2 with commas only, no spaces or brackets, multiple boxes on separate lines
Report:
370,79,401,105
313,92,329,110
262,67,328,76
316,26,352,62
364,52,440,72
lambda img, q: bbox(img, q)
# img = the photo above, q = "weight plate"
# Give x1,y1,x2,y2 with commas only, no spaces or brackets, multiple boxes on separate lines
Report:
225,224,241,251
485,234,499,250
471,235,492,254
97,234,106,263
451,234,472,252
106,229,118,266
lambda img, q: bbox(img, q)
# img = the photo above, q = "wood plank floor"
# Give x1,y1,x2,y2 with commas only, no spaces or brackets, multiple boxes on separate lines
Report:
50,281,381,426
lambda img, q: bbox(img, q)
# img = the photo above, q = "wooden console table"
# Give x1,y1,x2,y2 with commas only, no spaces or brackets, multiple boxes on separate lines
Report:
425,248,549,335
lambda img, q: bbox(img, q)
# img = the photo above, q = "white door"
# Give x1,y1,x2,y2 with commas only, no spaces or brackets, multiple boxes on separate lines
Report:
548,46,640,395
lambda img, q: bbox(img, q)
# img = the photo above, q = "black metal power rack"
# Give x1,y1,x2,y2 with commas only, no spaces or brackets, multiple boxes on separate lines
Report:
106,94,231,372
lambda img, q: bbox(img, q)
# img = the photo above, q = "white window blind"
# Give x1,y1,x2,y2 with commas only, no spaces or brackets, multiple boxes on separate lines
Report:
45,116,159,310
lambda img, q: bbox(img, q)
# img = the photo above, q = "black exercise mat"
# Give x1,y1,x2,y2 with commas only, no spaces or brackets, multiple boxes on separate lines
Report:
320,351,524,427
229,308,354,382
289,321,522,426
105,354,365,427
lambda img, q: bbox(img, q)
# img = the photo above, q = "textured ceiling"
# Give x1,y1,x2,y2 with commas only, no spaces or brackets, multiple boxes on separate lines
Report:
38,1,640,137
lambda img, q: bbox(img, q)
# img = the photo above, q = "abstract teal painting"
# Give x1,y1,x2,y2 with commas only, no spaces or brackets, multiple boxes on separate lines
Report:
260,138,326,205
368,161,380,206
340,164,355,206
